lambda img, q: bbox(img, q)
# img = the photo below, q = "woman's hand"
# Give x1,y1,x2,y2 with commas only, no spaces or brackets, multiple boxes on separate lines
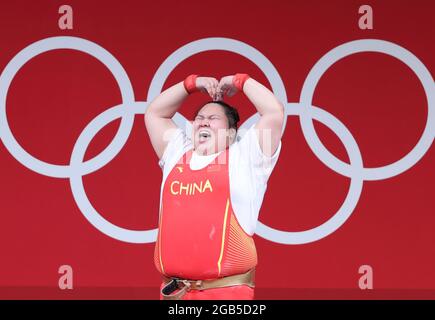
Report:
196,77,219,99
217,75,238,99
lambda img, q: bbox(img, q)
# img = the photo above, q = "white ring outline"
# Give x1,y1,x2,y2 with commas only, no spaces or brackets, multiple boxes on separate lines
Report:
69,102,156,243
255,103,364,244
0,36,135,178
0,36,433,244
300,39,435,181
147,37,289,136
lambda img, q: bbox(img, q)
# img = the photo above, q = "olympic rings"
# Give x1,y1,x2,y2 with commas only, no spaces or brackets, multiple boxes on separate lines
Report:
0,36,433,244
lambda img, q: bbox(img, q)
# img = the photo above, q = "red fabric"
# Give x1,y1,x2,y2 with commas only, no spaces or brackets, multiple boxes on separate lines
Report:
157,149,230,279
232,73,250,91
183,74,199,94
154,148,257,299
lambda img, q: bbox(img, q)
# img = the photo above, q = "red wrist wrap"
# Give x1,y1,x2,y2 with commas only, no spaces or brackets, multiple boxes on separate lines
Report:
233,73,250,91
184,74,199,94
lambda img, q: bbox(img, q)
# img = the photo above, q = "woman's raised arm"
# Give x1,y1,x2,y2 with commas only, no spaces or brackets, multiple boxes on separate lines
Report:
217,74,285,156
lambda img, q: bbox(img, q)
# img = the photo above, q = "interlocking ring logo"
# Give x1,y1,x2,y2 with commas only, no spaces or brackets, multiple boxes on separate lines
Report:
0,36,433,244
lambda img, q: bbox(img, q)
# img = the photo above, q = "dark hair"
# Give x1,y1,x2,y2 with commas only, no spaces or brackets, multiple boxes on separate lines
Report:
195,100,240,131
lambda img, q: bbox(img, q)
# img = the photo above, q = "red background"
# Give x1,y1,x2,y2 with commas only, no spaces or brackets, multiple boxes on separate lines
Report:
0,0,434,299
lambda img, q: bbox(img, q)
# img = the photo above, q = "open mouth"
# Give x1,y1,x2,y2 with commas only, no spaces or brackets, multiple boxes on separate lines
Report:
198,129,212,143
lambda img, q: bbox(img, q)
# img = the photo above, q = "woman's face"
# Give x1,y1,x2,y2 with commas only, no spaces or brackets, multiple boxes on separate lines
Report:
192,103,235,155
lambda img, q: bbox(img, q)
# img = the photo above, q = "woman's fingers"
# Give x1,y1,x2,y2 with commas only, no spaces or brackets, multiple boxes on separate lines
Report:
195,76,238,99
219,75,234,87
211,80,218,98
227,87,237,97
202,78,217,98
216,75,238,98
213,87,223,101
206,82,215,99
